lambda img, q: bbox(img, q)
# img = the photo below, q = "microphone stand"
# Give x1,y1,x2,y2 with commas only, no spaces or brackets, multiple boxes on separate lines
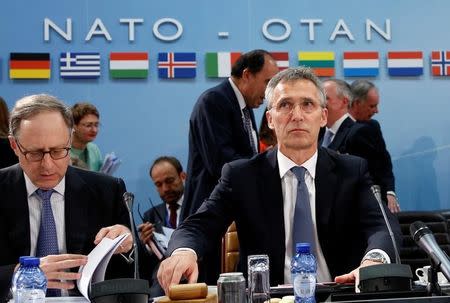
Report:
427,258,442,296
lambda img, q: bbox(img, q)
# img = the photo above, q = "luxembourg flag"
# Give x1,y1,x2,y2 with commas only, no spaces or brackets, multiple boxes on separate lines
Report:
387,51,423,76
343,51,379,77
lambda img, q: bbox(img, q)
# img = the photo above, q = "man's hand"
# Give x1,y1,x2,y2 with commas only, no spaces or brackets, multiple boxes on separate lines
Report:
40,254,87,290
157,251,199,295
334,260,383,286
387,195,400,213
138,222,155,245
94,224,133,254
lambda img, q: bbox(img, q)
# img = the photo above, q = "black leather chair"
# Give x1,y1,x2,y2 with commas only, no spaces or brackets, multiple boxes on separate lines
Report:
396,210,450,273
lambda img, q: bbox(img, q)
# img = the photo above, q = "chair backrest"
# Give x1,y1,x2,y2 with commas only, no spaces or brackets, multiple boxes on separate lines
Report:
397,211,450,273
221,222,240,273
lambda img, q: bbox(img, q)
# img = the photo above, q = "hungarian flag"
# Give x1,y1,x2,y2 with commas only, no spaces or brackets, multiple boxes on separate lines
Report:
431,51,450,76
298,52,335,77
109,52,149,79
343,51,379,77
158,52,196,79
270,52,289,71
387,51,423,76
205,52,241,78
10,53,50,79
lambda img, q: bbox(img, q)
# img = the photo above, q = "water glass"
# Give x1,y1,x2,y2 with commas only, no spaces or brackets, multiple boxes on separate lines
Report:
247,254,270,303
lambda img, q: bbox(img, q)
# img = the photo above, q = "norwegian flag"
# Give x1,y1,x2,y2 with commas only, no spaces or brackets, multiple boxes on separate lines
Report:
431,51,450,76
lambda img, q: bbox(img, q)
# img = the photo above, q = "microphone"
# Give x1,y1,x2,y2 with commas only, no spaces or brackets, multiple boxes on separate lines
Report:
123,192,139,279
89,192,150,303
410,221,450,281
358,185,412,293
370,185,401,264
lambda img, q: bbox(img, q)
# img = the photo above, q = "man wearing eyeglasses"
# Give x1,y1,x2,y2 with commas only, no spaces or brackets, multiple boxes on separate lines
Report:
0,94,133,300
157,67,401,293
70,102,103,172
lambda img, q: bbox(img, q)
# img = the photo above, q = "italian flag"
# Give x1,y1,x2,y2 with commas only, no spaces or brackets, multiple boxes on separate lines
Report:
109,52,149,78
205,52,241,78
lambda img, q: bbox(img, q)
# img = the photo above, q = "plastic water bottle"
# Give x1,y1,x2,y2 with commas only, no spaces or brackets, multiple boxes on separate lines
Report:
291,243,317,303
15,257,47,303
11,256,31,302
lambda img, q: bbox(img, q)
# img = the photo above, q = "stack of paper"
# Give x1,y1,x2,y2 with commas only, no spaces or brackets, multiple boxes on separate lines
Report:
100,152,121,175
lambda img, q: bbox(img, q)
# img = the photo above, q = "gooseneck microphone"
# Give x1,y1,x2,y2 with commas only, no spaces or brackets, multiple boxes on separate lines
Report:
123,192,139,279
358,185,412,293
89,192,150,303
410,221,450,281
370,185,401,264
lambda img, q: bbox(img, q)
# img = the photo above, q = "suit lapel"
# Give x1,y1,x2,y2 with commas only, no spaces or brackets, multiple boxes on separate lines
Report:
64,167,90,253
315,148,338,247
9,165,32,255
328,117,353,151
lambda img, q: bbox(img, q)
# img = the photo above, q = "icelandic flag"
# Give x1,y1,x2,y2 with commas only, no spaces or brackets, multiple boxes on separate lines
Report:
387,51,423,76
60,52,100,79
158,52,196,79
343,51,379,77
431,51,450,76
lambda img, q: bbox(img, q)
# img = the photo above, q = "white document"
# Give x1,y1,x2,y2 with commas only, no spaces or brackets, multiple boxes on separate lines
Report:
76,233,129,299
162,226,174,240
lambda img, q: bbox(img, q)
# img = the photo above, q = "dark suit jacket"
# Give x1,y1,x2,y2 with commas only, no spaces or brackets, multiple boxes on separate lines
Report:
168,148,401,286
181,80,258,221
0,138,18,169
320,118,395,201
143,203,167,233
0,164,132,300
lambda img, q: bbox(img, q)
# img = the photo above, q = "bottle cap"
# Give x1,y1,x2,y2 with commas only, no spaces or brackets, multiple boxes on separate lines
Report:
23,257,40,266
295,242,310,253
18,256,32,264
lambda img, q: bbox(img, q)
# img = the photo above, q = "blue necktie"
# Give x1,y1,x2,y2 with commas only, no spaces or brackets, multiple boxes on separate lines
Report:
322,129,333,147
291,167,316,255
35,189,61,297
243,107,258,155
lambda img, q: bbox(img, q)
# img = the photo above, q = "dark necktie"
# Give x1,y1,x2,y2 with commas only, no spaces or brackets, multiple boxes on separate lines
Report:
242,107,258,155
169,204,179,228
291,167,316,255
35,189,61,297
322,129,333,147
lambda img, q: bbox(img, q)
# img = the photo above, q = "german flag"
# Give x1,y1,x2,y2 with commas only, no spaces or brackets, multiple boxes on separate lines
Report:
10,53,51,79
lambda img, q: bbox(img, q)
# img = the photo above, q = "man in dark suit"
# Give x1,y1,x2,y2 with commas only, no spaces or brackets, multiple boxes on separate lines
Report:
138,156,186,297
0,94,133,300
348,80,399,213
157,67,401,293
181,49,279,283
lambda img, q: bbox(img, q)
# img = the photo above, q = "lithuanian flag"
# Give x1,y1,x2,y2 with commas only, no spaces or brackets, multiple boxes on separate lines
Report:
10,53,51,79
298,52,335,77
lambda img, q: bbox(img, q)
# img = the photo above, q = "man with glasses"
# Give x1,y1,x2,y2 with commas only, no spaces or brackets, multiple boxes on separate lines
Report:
157,67,401,293
0,94,133,300
70,102,103,171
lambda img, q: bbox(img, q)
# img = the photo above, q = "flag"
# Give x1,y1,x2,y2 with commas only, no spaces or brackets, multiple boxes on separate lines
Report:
158,52,196,79
298,52,334,77
431,51,450,76
270,52,289,71
387,51,423,76
205,52,241,77
10,53,50,79
343,51,379,77
109,52,148,79
60,52,100,79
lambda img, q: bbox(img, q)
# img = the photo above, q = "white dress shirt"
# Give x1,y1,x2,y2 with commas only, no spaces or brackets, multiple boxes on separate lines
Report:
327,113,350,144
228,78,258,147
24,173,67,257
277,150,332,283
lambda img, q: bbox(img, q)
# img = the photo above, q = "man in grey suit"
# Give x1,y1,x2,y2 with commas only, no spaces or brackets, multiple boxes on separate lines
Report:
0,94,133,300
157,67,401,293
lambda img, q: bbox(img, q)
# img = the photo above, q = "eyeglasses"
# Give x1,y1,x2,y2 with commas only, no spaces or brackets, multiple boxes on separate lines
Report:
15,139,71,162
79,122,101,129
271,99,322,115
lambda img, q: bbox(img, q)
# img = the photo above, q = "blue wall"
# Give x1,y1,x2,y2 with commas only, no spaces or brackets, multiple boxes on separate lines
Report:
1,0,449,214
